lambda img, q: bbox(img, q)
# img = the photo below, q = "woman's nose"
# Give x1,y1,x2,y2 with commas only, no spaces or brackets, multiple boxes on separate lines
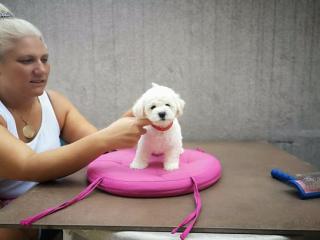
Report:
33,61,47,75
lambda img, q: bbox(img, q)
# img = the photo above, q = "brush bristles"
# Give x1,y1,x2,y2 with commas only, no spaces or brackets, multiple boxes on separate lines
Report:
302,176,320,191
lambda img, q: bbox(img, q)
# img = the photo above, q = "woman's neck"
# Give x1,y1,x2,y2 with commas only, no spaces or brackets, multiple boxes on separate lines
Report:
0,93,38,112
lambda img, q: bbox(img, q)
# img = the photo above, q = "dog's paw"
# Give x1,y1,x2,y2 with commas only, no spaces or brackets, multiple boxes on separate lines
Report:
164,161,179,171
180,148,184,154
130,161,148,169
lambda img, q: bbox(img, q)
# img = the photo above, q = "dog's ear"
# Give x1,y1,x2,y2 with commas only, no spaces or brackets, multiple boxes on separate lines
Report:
132,97,145,118
175,95,185,117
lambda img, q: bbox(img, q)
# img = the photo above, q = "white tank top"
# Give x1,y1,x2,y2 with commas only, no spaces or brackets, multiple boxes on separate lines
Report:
0,91,61,199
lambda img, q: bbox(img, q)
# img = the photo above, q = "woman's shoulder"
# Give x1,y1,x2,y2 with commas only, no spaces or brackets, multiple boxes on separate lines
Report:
46,89,66,101
46,89,75,129
46,89,74,108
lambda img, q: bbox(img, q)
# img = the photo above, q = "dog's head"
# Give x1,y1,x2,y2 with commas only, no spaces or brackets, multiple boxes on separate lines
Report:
132,83,185,127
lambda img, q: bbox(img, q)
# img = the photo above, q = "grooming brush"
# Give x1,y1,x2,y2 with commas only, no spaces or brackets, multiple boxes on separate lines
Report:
271,168,320,199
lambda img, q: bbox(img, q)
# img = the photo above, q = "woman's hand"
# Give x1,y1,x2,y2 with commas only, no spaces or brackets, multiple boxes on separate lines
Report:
122,109,134,117
102,117,151,150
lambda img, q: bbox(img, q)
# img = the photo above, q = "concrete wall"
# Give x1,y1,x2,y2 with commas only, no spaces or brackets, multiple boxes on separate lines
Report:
3,0,320,168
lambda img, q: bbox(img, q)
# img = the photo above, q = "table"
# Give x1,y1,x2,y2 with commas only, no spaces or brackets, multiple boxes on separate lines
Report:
0,142,319,238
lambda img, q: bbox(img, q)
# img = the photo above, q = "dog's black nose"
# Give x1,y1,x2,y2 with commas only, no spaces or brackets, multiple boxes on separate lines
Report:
158,112,166,120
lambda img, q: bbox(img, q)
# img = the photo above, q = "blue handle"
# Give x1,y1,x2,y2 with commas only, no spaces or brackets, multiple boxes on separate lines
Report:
271,169,296,182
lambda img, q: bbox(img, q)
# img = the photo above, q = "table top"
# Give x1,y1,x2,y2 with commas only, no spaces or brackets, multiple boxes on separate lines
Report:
1,141,319,235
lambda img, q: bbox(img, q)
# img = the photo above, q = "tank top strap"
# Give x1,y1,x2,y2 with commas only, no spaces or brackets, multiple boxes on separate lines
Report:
0,99,19,138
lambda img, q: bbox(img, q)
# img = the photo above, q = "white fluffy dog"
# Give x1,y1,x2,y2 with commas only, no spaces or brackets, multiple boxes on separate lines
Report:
130,83,185,171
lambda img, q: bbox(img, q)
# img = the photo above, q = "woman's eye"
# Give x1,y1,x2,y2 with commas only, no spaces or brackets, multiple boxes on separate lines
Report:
18,59,33,64
165,104,171,107
150,105,156,110
41,58,48,64
41,55,49,63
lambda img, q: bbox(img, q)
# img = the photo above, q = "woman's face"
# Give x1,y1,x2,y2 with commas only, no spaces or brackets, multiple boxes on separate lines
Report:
0,36,50,98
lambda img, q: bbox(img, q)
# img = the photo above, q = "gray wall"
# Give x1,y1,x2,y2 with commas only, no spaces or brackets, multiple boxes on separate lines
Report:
3,0,320,168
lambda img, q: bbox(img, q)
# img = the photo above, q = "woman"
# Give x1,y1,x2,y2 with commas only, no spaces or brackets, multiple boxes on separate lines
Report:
0,3,149,239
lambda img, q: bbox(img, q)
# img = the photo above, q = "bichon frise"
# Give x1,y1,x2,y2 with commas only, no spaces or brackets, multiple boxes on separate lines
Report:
130,83,185,171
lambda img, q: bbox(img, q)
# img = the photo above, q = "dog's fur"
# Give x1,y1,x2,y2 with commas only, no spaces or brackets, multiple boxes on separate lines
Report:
130,83,185,171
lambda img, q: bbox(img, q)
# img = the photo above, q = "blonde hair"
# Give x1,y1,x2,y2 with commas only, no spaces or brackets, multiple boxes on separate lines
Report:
0,3,46,60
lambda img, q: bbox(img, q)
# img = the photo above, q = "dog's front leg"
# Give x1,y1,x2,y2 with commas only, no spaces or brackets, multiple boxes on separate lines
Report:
130,142,150,169
163,149,181,171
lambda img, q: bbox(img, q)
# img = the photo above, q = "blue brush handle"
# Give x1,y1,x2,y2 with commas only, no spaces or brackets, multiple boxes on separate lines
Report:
271,169,296,182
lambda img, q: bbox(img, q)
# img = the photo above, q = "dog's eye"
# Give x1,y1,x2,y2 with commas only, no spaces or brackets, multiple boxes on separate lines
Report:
165,104,171,107
150,105,156,110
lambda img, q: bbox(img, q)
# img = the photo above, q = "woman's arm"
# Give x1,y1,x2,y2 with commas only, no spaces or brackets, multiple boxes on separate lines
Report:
0,91,150,182
0,117,149,182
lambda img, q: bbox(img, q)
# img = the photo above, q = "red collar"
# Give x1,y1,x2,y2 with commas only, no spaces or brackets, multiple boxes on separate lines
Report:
151,121,174,131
